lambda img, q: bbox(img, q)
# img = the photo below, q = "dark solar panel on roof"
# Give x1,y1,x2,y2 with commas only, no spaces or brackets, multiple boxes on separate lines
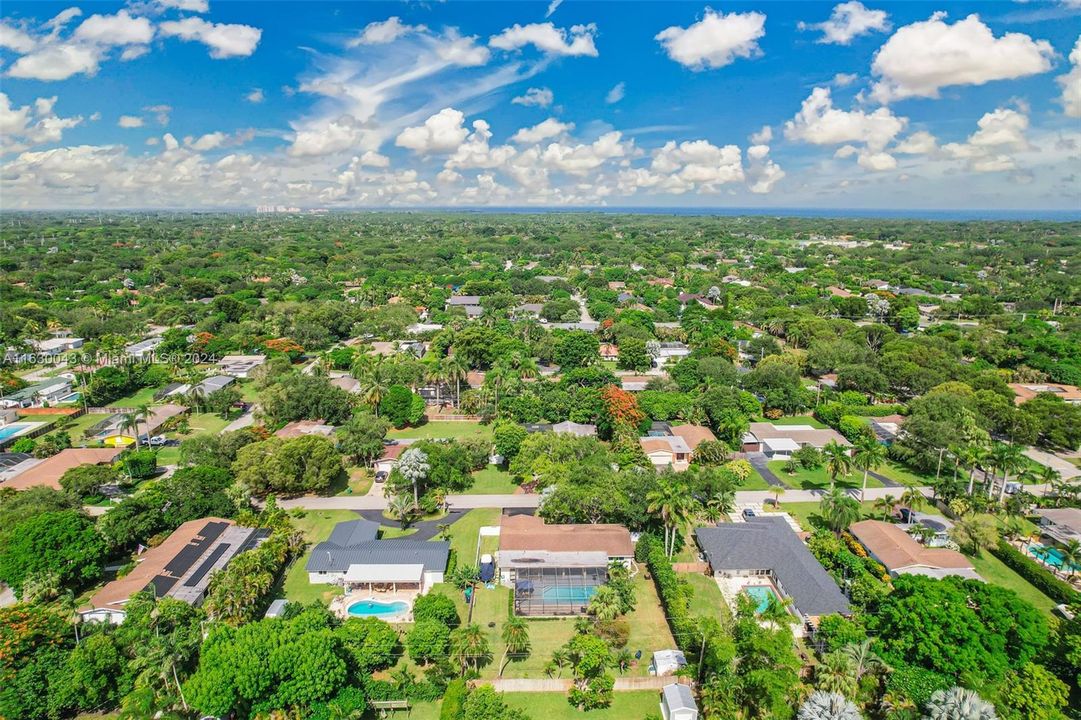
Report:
147,574,178,598
184,543,230,587
163,521,229,576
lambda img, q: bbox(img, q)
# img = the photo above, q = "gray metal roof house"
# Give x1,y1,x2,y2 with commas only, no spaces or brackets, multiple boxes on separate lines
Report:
695,516,850,620
661,683,698,720
306,519,449,593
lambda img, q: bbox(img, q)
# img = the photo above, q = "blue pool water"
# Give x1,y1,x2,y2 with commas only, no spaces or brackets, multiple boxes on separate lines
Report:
744,586,781,614
541,586,596,603
346,600,410,617
0,423,34,442
1028,544,1080,571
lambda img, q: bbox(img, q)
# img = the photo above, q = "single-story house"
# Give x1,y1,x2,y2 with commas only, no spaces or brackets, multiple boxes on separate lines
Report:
742,422,851,459
124,336,163,359
660,683,698,720
870,415,906,444
0,377,78,409
849,520,980,580
498,514,634,616
31,336,84,355
2,448,124,491
306,519,448,594
91,404,189,444
655,342,691,366
696,516,850,624
217,355,266,378
552,421,597,437
81,517,269,624
446,295,482,307
514,303,544,318
1008,383,1081,406
275,420,336,439
374,443,407,474
1033,508,1081,544
599,343,619,361
330,376,361,394
197,375,236,396
640,435,693,472
651,649,687,676
670,424,717,453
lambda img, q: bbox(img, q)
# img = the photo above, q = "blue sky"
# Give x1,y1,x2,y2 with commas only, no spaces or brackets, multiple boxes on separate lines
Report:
1,1,1079,210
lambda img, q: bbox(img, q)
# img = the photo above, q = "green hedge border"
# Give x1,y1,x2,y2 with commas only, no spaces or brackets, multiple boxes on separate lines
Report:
990,539,1080,606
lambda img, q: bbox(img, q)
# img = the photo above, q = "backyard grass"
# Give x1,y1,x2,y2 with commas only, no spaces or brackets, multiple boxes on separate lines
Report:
108,385,164,408
503,691,661,719
65,412,112,440
277,509,359,605
768,460,884,491
623,574,678,664
681,571,729,621
446,508,502,564
155,446,180,466
468,465,520,494
185,412,232,435
388,420,492,440
967,551,1056,615
875,459,935,487
237,380,261,403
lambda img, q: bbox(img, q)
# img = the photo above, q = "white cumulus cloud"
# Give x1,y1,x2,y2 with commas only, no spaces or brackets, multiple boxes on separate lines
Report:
799,2,889,45
489,22,598,57
348,17,426,47
159,17,262,58
785,87,906,171
605,81,625,104
871,13,1054,102
655,9,765,70
1057,36,1081,118
118,115,144,128
511,118,574,144
395,108,471,154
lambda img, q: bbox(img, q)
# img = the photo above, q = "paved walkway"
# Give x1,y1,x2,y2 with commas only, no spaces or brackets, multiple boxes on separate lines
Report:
222,409,256,433
747,453,784,487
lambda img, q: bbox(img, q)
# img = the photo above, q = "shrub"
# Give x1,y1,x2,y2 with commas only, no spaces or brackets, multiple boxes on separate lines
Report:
593,618,630,648
413,593,460,628
440,679,467,720
990,539,1080,606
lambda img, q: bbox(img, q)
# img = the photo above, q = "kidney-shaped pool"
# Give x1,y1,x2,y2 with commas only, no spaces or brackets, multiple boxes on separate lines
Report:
346,599,410,619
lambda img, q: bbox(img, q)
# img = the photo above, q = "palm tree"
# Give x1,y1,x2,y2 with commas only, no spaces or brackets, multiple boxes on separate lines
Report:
874,494,897,521
355,357,390,416
900,486,926,515
550,648,570,678
397,447,429,509
442,354,468,407
485,363,513,415
923,687,997,720
137,403,153,447
823,441,853,490
1058,539,1081,579
449,624,490,675
120,411,141,449
988,442,1024,503
425,361,445,406
769,484,786,509
797,691,863,720
498,617,530,676
820,487,861,534
815,652,858,697
647,478,694,557
851,437,886,502
839,639,884,683
587,585,623,621
614,648,634,675
708,483,736,518
388,495,414,527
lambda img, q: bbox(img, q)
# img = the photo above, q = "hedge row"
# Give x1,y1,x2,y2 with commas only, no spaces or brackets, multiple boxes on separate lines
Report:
990,539,1080,606
637,534,700,655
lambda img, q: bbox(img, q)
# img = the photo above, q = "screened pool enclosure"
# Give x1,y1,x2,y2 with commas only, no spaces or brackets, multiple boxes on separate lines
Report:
501,550,609,616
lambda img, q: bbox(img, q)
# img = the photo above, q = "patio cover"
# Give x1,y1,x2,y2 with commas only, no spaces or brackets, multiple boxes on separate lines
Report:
344,563,424,584
763,437,801,453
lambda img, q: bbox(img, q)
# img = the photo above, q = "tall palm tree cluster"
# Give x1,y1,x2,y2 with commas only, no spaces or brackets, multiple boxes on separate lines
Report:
646,471,737,557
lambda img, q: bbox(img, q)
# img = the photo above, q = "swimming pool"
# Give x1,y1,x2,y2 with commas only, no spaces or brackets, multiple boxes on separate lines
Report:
540,585,596,603
346,599,410,618
1028,544,1080,571
744,585,781,614
0,422,40,443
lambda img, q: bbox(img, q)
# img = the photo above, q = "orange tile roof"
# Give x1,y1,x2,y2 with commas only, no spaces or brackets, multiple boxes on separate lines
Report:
849,520,973,572
500,514,634,557
4,448,124,491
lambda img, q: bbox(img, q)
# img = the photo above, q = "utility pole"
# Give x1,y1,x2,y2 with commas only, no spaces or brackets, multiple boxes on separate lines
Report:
935,447,945,483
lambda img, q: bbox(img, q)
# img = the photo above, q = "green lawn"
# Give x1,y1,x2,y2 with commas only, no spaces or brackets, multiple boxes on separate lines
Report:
278,509,359,605
768,461,884,491
768,500,884,532
681,571,729,621
967,551,1056,615
875,460,935,487
65,412,112,440
503,691,661,719
108,385,163,408
155,446,180,466
388,421,492,441
468,465,520,494
737,467,772,490
336,467,374,496
624,574,678,664
446,508,502,565
237,381,261,403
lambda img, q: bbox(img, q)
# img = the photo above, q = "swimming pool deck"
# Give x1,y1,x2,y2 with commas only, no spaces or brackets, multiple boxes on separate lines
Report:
331,589,417,622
